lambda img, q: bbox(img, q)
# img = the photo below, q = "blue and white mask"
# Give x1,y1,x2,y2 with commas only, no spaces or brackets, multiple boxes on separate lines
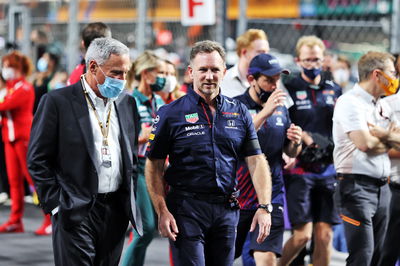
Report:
37,57,48,72
96,66,126,98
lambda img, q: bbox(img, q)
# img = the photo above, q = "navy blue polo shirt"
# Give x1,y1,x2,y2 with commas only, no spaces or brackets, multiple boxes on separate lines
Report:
146,87,262,195
284,73,342,137
235,90,291,208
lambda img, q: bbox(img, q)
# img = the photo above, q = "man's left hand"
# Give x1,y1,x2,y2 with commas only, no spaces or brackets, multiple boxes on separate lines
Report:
250,208,272,244
287,123,302,145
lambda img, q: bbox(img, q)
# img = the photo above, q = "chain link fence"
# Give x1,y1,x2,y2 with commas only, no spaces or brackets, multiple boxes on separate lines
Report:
0,0,395,74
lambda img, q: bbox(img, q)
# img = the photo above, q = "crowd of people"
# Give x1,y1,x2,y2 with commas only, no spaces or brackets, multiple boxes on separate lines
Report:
0,22,399,266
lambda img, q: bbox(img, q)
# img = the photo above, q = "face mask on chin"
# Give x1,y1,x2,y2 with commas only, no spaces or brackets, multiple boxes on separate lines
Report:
378,71,399,96
95,66,126,98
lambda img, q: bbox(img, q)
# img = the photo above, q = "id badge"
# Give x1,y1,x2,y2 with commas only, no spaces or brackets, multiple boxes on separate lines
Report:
101,144,112,168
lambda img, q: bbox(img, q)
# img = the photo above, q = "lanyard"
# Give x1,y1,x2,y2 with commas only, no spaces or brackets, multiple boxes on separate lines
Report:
80,77,112,145
200,102,212,128
150,98,157,118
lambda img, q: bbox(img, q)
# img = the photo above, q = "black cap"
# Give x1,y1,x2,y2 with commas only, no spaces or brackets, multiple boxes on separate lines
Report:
248,53,289,77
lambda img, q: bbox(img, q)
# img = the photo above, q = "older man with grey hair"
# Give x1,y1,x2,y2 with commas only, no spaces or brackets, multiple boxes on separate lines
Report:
333,51,400,266
28,37,142,266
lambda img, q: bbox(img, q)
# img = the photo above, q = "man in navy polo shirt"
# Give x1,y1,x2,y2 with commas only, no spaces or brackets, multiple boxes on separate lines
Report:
145,40,273,266
234,53,302,265
280,36,342,266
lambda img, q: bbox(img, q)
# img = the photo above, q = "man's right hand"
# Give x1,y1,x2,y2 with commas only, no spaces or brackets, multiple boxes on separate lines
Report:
261,89,286,118
158,209,179,241
250,208,272,244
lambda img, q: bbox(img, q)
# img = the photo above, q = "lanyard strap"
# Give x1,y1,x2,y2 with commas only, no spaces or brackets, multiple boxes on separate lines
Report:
200,102,212,128
80,76,112,145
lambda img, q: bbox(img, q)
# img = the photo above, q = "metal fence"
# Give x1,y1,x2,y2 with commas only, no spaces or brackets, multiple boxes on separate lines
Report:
0,0,395,75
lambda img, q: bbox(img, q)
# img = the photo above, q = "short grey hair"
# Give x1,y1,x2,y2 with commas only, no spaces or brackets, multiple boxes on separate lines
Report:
190,40,226,64
358,51,395,82
85,37,129,69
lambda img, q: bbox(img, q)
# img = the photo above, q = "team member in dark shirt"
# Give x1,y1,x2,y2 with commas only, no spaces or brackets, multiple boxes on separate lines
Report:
145,40,273,266
280,36,342,266
234,53,302,266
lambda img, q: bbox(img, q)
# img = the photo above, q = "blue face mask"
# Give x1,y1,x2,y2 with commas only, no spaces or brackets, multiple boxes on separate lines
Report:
54,82,65,90
302,67,321,80
37,57,48,72
150,76,166,92
96,66,126,98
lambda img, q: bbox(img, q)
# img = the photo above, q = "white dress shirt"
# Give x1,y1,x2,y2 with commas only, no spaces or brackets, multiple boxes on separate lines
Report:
381,92,400,183
333,83,391,178
220,63,249,98
52,79,124,215
82,77,123,193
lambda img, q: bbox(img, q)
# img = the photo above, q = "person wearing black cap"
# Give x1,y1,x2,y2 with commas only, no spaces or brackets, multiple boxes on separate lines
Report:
234,53,302,266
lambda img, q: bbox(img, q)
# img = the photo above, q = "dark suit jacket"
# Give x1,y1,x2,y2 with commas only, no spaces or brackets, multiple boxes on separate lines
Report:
27,81,142,234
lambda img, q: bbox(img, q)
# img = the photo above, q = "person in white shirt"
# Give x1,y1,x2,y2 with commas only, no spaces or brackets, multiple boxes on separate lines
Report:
221,29,269,98
377,91,400,266
333,51,400,266
28,37,142,266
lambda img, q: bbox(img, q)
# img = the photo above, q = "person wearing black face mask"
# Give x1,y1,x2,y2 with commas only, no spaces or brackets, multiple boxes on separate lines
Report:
233,53,302,266
280,36,342,266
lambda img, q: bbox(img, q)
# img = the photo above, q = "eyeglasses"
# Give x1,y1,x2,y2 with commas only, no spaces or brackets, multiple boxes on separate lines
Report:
300,58,324,65
386,70,398,79
378,69,398,79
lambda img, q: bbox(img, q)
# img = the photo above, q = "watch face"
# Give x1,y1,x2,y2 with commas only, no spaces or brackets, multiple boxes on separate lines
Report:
259,204,273,213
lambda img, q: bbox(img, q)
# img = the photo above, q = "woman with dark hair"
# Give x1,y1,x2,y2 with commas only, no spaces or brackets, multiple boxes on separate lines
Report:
0,51,51,234
33,51,60,113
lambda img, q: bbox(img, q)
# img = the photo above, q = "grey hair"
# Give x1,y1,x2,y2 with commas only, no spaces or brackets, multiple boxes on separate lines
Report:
85,37,129,69
358,51,395,82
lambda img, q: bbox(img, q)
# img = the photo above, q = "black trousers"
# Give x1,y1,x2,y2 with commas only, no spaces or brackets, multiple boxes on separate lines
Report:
51,195,129,266
335,178,390,266
379,185,400,266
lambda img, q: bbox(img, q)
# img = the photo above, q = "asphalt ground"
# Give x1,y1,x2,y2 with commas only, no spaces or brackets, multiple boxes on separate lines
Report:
0,203,346,265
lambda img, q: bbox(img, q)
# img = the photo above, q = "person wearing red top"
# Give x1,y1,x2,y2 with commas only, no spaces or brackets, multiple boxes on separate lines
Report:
67,22,111,85
0,51,50,234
